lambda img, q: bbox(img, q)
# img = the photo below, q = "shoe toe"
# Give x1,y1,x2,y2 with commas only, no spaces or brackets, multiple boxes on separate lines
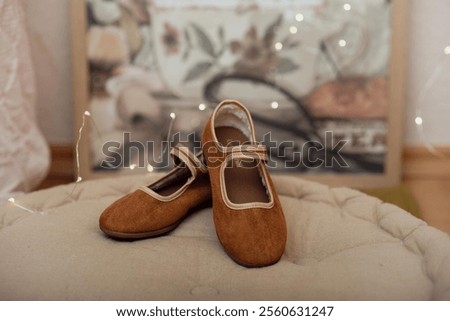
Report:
99,192,139,234
100,190,172,235
215,207,287,267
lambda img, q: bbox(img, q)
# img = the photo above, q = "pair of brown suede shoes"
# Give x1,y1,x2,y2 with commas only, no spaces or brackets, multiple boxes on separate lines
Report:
99,100,287,268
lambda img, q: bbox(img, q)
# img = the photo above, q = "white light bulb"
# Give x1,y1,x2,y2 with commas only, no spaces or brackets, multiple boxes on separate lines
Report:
8,197,15,203
275,42,283,51
198,103,206,111
289,26,298,34
84,111,91,116
170,112,176,119
147,164,154,172
271,101,279,109
343,3,352,11
295,13,304,22
444,46,450,55
129,164,137,170
339,39,347,47
76,177,82,183
415,116,423,125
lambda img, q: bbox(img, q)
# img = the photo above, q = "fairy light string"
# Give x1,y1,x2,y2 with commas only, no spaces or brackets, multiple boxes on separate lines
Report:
412,0,450,158
7,197,44,215
414,45,450,158
8,110,100,214
7,110,92,214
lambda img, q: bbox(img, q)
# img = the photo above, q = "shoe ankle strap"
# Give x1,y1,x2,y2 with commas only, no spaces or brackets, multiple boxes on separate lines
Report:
226,144,268,163
170,144,208,178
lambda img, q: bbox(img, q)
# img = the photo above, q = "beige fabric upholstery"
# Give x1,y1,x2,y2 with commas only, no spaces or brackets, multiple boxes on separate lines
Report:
1,175,449,300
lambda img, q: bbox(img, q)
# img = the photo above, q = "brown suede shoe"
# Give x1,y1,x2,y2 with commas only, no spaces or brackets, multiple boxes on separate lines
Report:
99,145,211,239
201,99,287,267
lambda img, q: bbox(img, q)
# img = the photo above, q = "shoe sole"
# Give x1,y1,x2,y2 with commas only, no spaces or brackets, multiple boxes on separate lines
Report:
100,219,182,240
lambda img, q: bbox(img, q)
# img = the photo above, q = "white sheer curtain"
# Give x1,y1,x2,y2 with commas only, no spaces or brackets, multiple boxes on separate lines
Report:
0,0,50,203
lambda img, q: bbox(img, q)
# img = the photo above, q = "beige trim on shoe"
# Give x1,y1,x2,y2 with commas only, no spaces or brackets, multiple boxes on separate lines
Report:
219,145,275,210
139,145,206,202
209,100,257,151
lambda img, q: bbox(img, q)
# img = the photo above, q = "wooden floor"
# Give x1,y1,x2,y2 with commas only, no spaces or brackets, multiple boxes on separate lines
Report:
38,145,450,235
36,146,75,190
403,147,450,235
404,179,450,235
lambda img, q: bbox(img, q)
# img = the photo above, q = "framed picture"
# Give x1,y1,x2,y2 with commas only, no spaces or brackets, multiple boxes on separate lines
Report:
72,0,407,188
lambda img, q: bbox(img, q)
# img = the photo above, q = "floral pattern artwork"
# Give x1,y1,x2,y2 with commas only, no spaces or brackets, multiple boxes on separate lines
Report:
84,0,393,176
230,25,280,77
178,14,301,82
161,23,180,55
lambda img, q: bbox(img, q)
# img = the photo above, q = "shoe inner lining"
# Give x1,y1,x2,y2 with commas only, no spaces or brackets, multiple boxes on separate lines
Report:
215,126,270,204
214,104,252,141
149,167,191,197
